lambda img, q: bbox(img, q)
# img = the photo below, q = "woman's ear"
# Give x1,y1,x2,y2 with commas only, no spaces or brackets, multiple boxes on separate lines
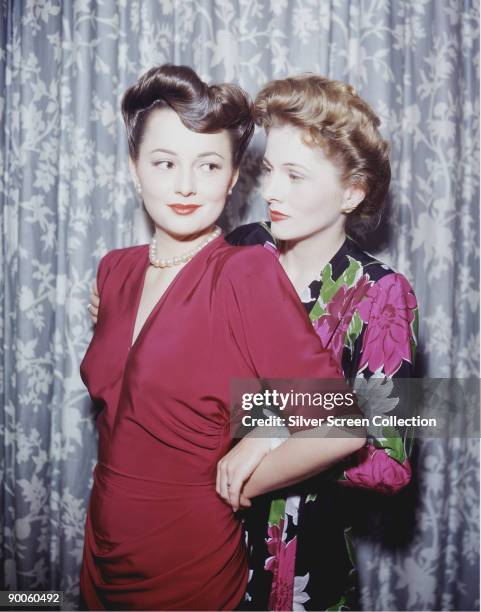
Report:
128,157,142,195
228,168,240,195
341,185,366,214
128,157,139,184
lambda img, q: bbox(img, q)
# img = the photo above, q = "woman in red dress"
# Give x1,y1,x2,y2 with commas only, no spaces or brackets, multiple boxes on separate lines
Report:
79,65,365,611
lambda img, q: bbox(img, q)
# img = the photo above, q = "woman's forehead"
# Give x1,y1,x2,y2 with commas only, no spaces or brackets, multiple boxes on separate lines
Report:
142,108,232,157
265,125,328,165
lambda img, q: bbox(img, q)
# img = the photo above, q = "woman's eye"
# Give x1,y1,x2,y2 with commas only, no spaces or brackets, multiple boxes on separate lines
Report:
261,164,272,174
200,162,220,172
152,160,174,169
288,173,303,182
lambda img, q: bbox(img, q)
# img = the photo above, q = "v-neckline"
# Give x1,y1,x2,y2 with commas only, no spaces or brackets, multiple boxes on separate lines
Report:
128,236,223,352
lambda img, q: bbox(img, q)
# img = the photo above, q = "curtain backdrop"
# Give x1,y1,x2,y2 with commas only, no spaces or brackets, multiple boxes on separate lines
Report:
1,1,479,610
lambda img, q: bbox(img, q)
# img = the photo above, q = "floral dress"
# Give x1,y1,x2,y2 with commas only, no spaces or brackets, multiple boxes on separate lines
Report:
226,222,419,612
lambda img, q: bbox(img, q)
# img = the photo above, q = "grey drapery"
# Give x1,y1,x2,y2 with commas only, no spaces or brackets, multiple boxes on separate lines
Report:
1,1,479,610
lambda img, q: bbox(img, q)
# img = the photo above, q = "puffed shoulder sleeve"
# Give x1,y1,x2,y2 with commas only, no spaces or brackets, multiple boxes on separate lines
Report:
96,249,120,296
222,247,360,431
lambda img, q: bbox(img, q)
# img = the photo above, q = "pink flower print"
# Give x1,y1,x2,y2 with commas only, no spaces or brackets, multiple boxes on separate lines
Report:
357,274,417,376
313,276,371,363
342,443,412,494
265,520,298,611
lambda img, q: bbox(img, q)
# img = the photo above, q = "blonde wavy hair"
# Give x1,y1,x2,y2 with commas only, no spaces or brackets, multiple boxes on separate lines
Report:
253,75,391,230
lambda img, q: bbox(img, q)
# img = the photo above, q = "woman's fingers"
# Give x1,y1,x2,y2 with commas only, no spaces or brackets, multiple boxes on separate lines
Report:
239,493,252,508
216,436,271,510
217,458,231,505
92,278,99,299
217,456,253,511
89,279,100,324
227,472,244,512
217,455,245,511
88,305,98,324
215,461,221,496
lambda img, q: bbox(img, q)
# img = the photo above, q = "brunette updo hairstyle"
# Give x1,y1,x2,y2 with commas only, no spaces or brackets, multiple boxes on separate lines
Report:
253,75,391,231
122,64,254,169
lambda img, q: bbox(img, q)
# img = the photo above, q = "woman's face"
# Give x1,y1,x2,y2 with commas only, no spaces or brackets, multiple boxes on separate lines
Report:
261,123,362,242
130,107,238,237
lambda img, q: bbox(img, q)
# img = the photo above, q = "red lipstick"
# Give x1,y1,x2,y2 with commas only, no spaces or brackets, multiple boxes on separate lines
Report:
167,203,202,215
269,209,290,222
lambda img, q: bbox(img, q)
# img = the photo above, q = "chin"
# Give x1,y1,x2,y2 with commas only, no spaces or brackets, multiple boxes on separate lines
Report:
269,224,304,242
270,220,334,243
151,215,219,239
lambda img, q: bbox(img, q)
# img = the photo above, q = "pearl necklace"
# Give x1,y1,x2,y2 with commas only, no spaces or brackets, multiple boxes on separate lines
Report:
149,226,222,268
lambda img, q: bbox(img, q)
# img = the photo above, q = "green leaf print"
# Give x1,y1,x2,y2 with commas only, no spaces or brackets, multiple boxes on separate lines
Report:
410,336,417,364
268,498,286,526
342,256,363,287
306,493,317,502
318,263,343,305
373,426,406,464
410,307,419,362
326,595,348,611
309,300,326,322
406,426,415,458
319,258,362,305
412,306,419,339
310,258,363,324
344,311,363,353
343,526,357,566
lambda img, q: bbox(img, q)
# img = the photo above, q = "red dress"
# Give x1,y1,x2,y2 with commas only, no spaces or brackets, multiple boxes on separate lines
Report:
79,236,346,611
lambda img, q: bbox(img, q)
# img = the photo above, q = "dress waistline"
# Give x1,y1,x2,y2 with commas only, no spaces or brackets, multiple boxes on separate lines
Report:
94,462,216,498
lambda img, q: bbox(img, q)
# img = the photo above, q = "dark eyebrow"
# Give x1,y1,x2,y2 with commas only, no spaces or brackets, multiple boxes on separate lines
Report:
149,148,177,155
263,157,309,172
283,162,309,172
197,152,225,160
149,149,225,160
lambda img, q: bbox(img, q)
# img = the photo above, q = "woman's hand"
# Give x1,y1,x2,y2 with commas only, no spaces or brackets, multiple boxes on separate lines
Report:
88,279,100,324
216,435,271,512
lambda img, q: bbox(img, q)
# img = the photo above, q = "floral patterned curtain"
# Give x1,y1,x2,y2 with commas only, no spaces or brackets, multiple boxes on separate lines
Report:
1,1,479,609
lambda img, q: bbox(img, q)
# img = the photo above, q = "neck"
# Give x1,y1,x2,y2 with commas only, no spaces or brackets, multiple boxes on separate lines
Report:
278,223,346,292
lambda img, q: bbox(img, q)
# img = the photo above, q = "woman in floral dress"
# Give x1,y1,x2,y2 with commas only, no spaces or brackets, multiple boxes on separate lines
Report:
229,222,417,611
222,75,418,611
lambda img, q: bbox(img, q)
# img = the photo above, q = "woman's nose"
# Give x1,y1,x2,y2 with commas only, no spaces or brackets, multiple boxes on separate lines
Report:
262,172,282,205
175,170,196,197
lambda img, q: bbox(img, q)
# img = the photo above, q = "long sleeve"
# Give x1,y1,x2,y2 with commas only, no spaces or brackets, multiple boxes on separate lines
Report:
336,272,419,494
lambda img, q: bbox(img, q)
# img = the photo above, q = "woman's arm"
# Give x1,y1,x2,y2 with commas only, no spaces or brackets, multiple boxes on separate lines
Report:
217,247,366,510
217,426,365,511
244,429,365,498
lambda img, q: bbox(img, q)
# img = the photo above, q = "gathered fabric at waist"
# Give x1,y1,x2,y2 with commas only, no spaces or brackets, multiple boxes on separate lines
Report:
94,462,216,498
